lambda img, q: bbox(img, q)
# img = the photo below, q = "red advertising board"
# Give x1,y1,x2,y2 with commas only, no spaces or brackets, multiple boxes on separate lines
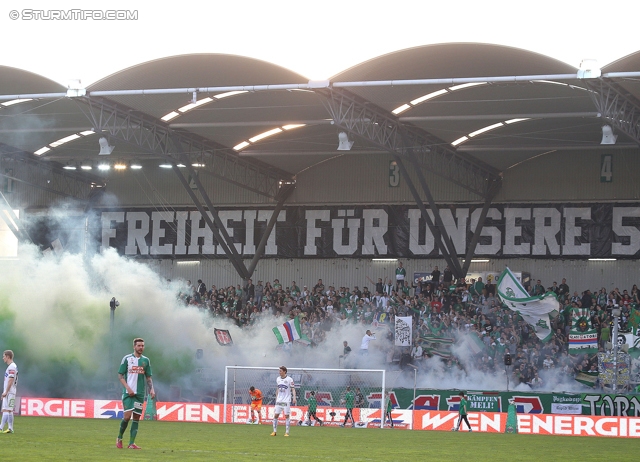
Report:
18,398,640,437
156,402,222,423
413,410,640,437
21,398,94,418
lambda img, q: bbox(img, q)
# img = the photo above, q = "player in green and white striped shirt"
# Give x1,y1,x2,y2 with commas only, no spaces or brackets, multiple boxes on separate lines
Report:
116,338,155,450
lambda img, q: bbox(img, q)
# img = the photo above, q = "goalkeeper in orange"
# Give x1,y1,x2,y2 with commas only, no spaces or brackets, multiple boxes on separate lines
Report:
249,386,263,424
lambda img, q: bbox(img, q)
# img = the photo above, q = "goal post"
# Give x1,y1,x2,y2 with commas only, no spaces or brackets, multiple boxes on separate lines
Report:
224,366,386,428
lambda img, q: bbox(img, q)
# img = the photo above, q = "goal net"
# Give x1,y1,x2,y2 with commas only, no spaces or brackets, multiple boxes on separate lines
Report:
224,366,386,428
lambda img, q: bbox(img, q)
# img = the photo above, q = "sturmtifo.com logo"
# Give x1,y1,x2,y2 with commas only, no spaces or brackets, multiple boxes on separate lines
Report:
9,9,138,20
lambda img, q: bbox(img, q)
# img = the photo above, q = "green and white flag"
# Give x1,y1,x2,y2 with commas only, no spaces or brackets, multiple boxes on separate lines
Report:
629,307,640,333
272,316,310,345
619,330,640,359
465,332,486,355
575,371,598,388
497,267,559,342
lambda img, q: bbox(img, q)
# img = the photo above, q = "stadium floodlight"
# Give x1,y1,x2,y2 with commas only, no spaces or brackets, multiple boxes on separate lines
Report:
576,59,601,79
601,125,617,145
98,136,115,155
337,132,354,151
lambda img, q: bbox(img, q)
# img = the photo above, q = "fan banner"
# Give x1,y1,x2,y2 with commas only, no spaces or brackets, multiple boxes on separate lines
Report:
214,329,233,346
395,316,412,346
20,203,640,258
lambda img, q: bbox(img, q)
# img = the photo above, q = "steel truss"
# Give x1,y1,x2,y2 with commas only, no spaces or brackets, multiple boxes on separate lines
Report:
74,99,295,280
316,87,501,199
317,87,502,279
0,145,104,202
169,135,295,280
587,79,640,145
0,190,30,243
79,97,294,199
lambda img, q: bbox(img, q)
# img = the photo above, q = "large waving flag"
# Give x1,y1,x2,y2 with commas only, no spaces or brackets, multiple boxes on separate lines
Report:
273,317,309,344
497,267,560,342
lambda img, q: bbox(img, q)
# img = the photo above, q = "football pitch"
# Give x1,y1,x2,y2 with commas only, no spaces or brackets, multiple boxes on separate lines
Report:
1,417,636,461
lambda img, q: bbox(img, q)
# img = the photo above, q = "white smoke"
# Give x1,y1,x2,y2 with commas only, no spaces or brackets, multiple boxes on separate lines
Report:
0,244,595,400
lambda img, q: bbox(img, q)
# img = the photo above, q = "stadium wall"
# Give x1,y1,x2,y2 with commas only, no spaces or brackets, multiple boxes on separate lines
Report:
146,257,638,296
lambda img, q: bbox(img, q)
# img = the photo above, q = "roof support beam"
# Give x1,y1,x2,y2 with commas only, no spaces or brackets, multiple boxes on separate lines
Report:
77,97,293,199
168,134,251,279
315,87,501,199
461,181,502,278
399,131,464,276
586,79,640,145
170,135,295,281
246,182,295,278
0,191,30,244
74,98,296,280
391,152,464,279
0,145,104,202
3,71,640,103
168,151,250,280
316,87,502,277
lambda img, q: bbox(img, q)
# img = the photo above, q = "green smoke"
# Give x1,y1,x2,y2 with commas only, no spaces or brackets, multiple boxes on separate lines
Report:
0,247,204,398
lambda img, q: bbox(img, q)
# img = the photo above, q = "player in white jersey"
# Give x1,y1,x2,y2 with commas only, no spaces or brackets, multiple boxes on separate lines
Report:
1,350,17,433
271,365,296,437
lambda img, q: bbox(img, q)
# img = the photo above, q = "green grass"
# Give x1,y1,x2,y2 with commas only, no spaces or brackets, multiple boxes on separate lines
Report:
1,416,636,461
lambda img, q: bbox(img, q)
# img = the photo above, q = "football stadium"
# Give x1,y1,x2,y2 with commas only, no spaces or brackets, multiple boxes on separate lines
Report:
1,4,640,460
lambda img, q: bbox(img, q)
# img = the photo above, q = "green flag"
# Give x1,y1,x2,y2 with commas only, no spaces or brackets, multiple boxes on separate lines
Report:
575,371,598,388
144,394,157,420
629,308,640,333
504,401,518,433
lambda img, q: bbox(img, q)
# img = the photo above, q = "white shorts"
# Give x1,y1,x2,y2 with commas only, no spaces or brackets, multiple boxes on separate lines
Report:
1,393,16,412
274,402,291,415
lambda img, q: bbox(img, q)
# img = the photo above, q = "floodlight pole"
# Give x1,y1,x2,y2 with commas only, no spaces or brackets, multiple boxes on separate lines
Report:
109,297,118,372
506,366,510,392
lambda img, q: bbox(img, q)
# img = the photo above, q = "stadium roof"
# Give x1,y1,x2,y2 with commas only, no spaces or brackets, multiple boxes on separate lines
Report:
1,42,639,181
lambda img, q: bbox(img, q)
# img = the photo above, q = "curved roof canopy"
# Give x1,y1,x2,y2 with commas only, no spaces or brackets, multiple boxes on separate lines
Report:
1,43,639,182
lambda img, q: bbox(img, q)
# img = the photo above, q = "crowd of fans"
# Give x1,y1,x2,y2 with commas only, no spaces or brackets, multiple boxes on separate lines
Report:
177,263,640,391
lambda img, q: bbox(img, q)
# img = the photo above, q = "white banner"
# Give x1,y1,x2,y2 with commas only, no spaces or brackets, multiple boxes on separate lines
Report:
395,316,413,346
551,403,582,415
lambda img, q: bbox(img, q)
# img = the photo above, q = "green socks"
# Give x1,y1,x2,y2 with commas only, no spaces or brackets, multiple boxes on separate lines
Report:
129,421,139,444
118,419,129,439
